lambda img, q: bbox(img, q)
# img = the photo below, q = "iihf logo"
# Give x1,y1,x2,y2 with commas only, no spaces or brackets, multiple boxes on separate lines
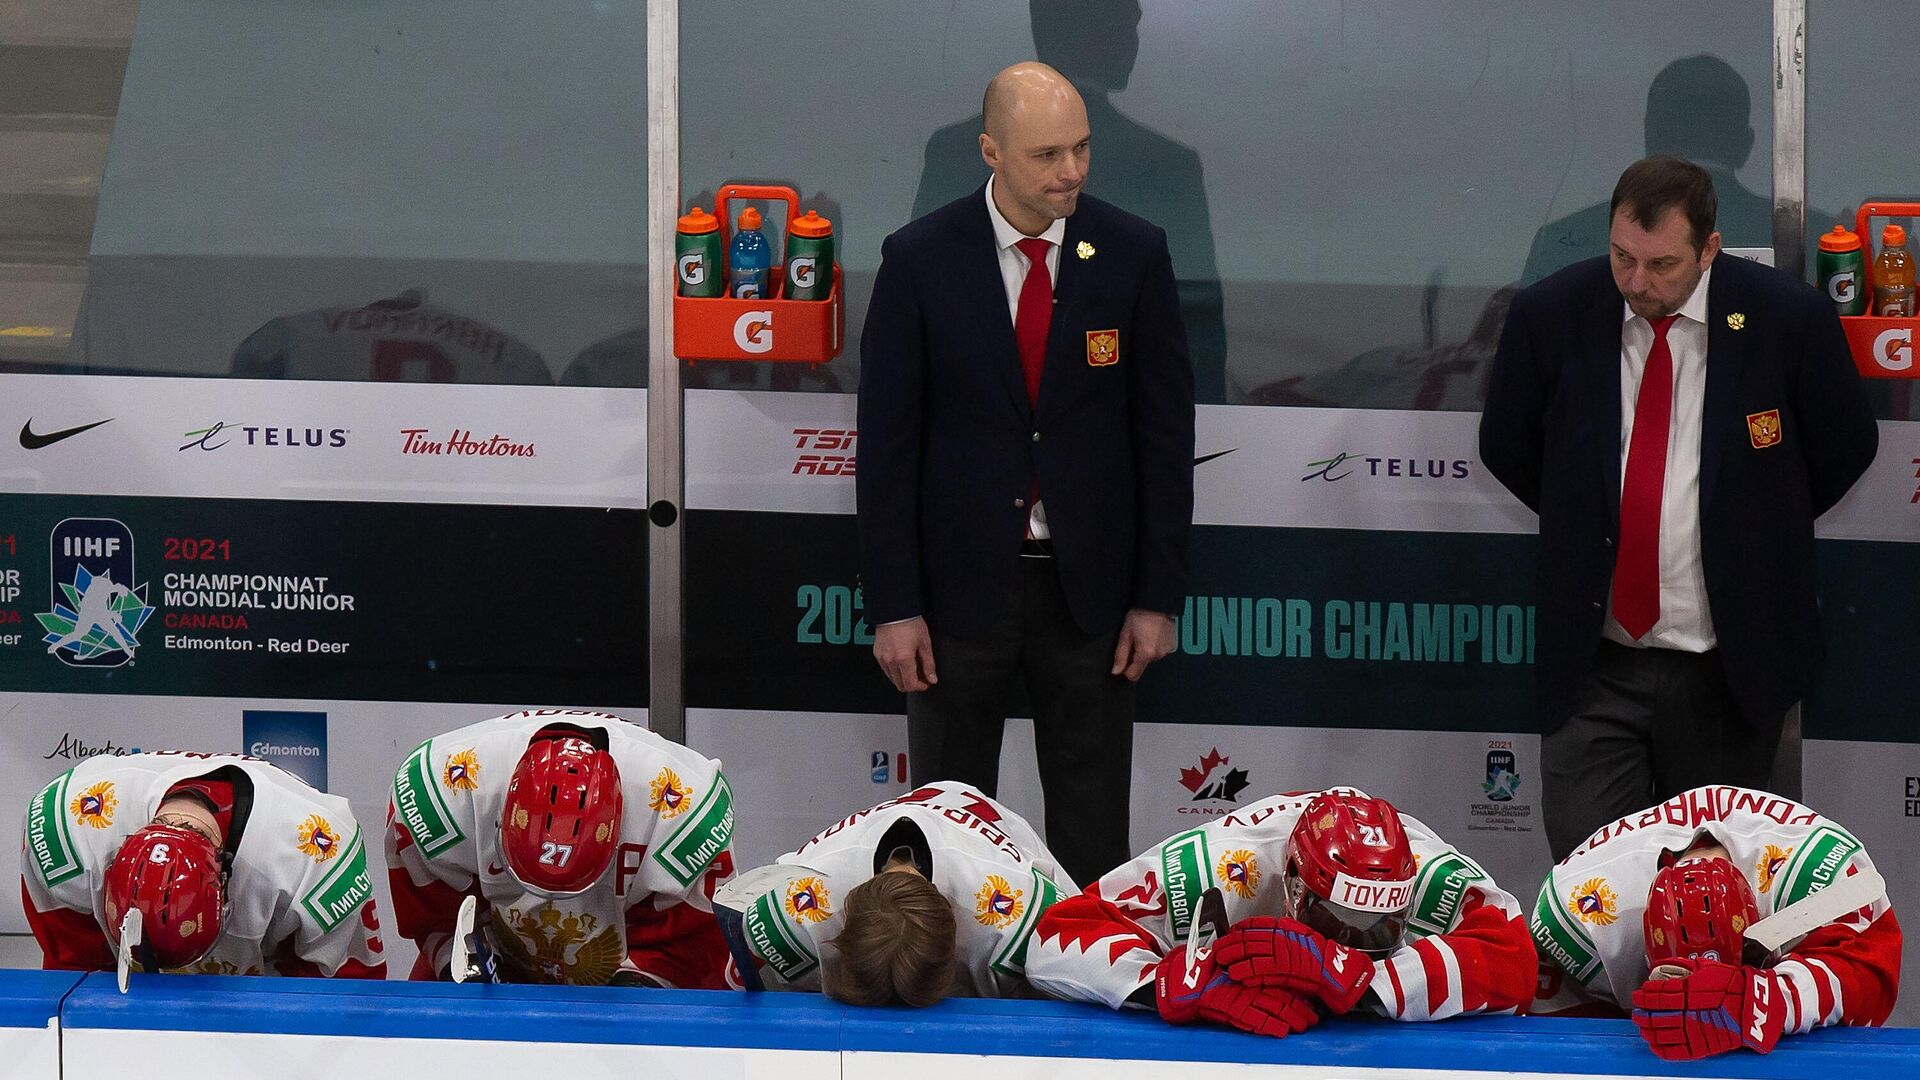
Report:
1483,749,1520,802
36,518,153,668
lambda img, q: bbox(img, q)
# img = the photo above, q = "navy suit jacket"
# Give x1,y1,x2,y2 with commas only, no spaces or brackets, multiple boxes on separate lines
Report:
857,188,1195,639
1479,253,1878,737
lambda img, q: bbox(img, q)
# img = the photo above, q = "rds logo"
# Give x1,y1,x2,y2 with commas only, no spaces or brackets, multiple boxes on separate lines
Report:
1874,327,1913,372
733,310,774,355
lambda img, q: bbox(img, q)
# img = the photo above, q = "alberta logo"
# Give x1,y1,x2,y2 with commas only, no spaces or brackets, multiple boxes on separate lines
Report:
1758,845,1793,894
1217,850,1260,899
785,876,832,924
37,518,153,668
443,749,481,791
69,781,116,828
1178,748,1250,805
296,814,341,862
649,767,693,819
1568,878,1618,926
975,874,1025,929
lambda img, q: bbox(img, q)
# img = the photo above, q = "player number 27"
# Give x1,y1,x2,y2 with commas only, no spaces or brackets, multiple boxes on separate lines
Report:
539,841,574,867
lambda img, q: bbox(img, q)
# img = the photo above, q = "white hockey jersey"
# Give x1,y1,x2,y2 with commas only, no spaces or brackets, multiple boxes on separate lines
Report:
385,709,736,986
739,782,1077,998
230,291,551,384
1532,785,1901,1030
1026,789,1536,1021
20,752,381,977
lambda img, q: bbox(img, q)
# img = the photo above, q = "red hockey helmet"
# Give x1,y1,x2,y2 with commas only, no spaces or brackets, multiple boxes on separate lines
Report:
502,735,623,895
1644,857,1759,967
1283,792,1418,954
103,823,227,969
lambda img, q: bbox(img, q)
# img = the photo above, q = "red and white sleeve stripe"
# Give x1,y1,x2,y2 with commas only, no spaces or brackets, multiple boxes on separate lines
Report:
1371,905,1536,1022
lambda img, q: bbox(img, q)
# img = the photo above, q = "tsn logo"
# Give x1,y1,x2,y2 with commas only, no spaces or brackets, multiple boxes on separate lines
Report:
793,428,857,476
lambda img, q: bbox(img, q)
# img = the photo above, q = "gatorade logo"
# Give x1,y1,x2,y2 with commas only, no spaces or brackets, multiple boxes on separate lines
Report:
1828,270,1857,304
789,256,817,291
734,310,774,354
678,252,706,287
1874,327,1913,372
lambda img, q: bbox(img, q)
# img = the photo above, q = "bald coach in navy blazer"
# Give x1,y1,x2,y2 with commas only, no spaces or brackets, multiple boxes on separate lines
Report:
1480,158,1877,858
857,64,1193,885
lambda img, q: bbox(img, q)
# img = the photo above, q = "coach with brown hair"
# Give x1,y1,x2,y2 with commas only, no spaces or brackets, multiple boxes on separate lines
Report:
1480,156,1878,860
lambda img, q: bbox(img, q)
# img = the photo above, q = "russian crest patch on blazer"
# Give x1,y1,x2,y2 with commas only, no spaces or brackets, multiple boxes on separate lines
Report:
1747,409,1783,448
1086,329,1119,367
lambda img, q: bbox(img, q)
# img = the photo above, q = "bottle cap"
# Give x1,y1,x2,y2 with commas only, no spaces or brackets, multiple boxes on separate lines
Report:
789,209,834,238
677,206,719,234
1883,223,1907,248
738,207,763,231
1819,224,1860,253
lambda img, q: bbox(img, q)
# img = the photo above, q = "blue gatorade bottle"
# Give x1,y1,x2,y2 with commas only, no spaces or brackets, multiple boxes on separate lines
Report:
727,207,772,299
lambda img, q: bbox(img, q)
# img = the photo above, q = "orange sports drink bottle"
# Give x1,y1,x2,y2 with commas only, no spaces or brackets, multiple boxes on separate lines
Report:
1873,224,1915,317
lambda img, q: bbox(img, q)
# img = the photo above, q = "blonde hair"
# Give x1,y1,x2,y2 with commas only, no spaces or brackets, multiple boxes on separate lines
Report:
823,870,957,1007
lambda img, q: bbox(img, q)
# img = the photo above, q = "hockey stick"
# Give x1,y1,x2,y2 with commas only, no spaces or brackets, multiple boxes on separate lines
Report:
1182,887,1230,988
115,908,143,994
1741,866,1886,966
449,894,500,984
711,862,828,992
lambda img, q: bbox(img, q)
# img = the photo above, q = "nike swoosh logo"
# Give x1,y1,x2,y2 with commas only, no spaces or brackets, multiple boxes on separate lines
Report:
20,417,113,449
1194,448,1237,466
486,862,507,876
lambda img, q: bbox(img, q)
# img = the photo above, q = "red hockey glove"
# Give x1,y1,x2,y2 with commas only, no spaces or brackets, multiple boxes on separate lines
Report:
1212,917,1373,1014
1155,943,1321,1038
1631,959,1785,1061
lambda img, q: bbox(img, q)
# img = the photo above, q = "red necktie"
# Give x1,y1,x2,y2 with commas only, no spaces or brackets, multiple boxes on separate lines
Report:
1013,237,1054,407
1612,314,1680,640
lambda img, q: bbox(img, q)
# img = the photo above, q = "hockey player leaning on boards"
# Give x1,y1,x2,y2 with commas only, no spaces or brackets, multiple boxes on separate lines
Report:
1025,789,1535,1036
731,781,1076,1005
385,709,737,987
1532,785,1901,1061
21,751,385,978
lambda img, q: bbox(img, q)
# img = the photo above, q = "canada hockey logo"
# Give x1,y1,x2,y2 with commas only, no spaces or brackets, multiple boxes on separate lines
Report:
1217,850,1260,899
37,518,153,668
649,767,694,819
1758,845,1793,894
1178,748,1250,803
296,814,342,862
975,874,1025,929
1568,878,1618,926
69,781,116,828
443,749,481,791
785,876,833,924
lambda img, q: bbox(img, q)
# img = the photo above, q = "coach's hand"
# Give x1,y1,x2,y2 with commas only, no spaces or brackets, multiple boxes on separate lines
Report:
874,617,938,693
1112,608,1177,682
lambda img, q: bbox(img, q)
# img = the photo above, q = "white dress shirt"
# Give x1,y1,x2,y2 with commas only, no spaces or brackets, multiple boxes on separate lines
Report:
985,175,1065,540
1604,266,1716,652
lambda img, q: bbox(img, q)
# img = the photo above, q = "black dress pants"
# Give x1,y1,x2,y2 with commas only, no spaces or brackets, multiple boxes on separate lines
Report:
906,554,1134,887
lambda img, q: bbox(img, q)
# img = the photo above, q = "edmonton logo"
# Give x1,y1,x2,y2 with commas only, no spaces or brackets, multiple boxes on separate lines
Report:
37,518,153,668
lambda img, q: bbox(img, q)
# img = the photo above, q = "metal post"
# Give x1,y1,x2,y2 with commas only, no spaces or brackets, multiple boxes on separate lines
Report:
1773,0,1808,281
646,0,686,742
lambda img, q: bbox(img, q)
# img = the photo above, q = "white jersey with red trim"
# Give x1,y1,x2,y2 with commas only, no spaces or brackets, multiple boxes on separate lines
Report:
1026,789,1536,1021
230,292,551,384
20,752,380,976
739,782,1076,998
385,709,735,985
1531,785,1901,1030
